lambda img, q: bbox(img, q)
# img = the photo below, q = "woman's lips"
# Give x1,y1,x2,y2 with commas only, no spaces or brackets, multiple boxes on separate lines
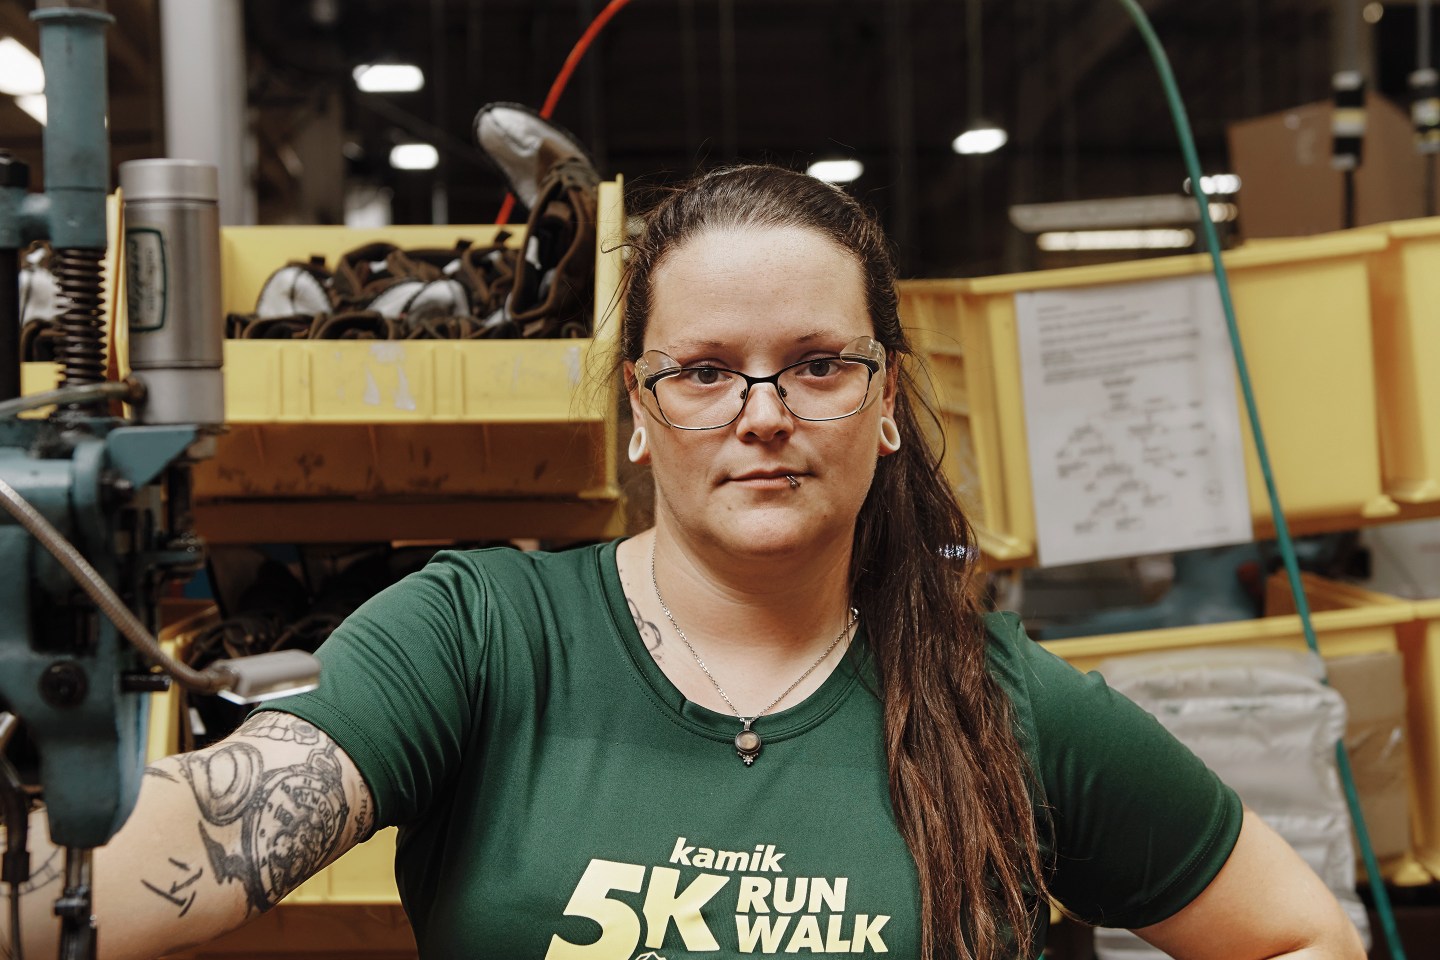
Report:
729,471,805,488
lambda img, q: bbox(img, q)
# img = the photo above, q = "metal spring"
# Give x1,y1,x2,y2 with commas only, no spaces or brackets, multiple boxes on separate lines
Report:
52,247,108,390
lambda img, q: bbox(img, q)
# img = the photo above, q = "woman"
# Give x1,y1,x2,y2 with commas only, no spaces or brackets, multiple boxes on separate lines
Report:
4,166,1362,960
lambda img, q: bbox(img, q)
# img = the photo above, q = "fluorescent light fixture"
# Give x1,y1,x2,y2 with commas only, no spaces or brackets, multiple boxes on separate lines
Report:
389,142,438,170
0,37,44,96
1010,195,1198,232
1363,2,1384,24
1208,202,1239,223
353,63,424,93
952,124,1008,155
1184,173,1242,196
806,158,864,183
15,93,45,125
1037,229,1196,252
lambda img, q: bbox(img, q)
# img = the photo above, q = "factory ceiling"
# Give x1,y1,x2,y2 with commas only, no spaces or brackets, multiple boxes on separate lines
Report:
0,0,1432,275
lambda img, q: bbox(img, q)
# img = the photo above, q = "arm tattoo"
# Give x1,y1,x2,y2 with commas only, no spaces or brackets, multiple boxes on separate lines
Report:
352,789,374,842
235,712,322,745
627,598,664,652
140,857,205,917
177,739,349,915
143,766,178,783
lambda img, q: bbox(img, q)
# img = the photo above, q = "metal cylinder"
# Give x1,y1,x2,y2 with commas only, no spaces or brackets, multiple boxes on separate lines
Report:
119,159,224,425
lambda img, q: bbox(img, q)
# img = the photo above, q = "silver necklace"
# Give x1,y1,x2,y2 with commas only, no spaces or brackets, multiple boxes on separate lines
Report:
649,543,857,766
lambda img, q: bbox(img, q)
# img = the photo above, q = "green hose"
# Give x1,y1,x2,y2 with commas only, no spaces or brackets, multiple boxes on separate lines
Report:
1114,1,1407,957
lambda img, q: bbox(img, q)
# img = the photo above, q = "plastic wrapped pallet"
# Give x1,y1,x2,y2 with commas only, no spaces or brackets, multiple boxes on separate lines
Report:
1089,647,1369,960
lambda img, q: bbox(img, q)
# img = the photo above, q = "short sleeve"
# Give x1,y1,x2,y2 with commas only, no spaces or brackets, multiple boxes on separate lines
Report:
985,612,1244,929
256,553,487,829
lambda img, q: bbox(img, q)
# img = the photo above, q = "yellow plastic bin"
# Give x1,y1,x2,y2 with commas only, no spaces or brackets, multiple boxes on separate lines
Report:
1402,598,1440,882
185,179,627,543
1040,576,1430,885
1039,586,1411,676
18,361,60,417
901,280,1023,561
147,614,403,907
899,231,1397,565
1367,217,1440,504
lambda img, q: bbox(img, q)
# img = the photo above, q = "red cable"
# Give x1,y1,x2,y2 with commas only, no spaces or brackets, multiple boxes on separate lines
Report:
540,0,633,118
495,0,634,225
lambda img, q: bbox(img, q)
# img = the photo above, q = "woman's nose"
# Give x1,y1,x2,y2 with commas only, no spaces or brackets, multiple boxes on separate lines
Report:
735,381,793,439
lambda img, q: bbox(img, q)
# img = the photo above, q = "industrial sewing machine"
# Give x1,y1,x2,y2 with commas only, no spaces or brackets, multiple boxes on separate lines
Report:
0,3,319,957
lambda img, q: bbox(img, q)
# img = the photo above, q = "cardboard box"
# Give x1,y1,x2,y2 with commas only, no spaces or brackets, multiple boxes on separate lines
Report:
1228,94,1427,237
1327,651,1413,863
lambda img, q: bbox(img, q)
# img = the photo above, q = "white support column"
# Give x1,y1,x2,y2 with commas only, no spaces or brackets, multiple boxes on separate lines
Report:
159,0,255,225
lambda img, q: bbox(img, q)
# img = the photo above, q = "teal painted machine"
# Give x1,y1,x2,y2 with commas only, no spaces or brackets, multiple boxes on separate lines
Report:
0,419,210,848
0,4,318,957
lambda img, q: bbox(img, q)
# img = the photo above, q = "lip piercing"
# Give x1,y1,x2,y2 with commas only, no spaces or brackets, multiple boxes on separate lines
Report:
785,475,800,489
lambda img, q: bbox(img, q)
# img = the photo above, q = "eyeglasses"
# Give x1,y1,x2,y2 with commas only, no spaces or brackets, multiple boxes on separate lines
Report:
634,336,886,430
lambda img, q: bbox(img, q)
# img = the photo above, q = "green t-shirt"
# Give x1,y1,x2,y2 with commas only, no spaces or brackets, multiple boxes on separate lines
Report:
263,540,1242,958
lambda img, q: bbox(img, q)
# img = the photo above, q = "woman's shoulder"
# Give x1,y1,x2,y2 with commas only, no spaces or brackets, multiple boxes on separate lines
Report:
345,542,614,635
979,609,1051,694
981,609,1025,643
978,610,1104,738
419,540,613,591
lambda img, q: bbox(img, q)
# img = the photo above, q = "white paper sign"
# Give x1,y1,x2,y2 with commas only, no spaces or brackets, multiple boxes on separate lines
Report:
1016,274,1254,567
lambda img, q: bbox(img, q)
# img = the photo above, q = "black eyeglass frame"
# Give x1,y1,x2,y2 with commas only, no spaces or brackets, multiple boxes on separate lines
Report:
634,336,887,431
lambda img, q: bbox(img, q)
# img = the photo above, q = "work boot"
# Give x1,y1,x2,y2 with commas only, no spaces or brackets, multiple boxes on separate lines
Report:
310,309,396,340
405,314,479,339
473,101,595,212
402,240,472,279
240,314,315,339
333,242,409,308
19,241,66,361
19,317,63,361
254,256,333,319
505,156,599,338
367,275,471,333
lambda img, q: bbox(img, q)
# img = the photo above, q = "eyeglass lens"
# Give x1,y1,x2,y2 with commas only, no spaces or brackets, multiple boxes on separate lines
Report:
653,356,876,428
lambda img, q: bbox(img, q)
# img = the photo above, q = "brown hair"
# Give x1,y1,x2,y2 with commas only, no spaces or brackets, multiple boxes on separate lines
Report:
618,165,1049,960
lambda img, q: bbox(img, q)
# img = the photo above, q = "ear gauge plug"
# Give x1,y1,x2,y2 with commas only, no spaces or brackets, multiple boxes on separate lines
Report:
879,417,901,454
627,427,648,463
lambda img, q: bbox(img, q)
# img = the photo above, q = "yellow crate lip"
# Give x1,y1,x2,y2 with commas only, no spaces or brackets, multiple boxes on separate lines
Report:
1386,216,1440,240
963,231,1387,295
1040,603,1415,660
1412,598,1440,615
1291,577,1416,610
219,223,518,245
898,278,971,291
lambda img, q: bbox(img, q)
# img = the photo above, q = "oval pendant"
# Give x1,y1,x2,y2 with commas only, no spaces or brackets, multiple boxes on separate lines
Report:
735,725,762,766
